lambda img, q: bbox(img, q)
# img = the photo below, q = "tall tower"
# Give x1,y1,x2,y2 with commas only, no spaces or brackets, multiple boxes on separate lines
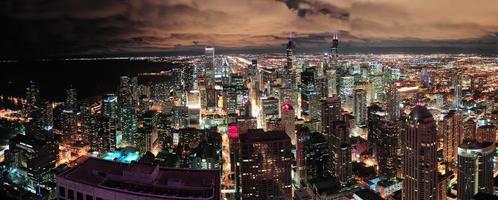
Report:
65,86,77,111
321,96,342,135
239,129,292,200
25,80,40,115
205,47,215,78
281,103,296,145
386,81,400,121
329,121,351,186
475,118,496,143
457,140,495,200
62,86,78,141
330,33,339,62
453,72,462,109
353,89,367,126
118,76,137,146
286,32,296,70
368,105,398,178
403,105,438,200
440,110,464,163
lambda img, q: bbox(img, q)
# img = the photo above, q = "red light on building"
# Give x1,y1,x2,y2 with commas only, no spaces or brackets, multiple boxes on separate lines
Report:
281,103,293,111
228,124,239,140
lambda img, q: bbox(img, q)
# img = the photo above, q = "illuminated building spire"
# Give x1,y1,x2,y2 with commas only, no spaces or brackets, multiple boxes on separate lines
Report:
331,32,339,59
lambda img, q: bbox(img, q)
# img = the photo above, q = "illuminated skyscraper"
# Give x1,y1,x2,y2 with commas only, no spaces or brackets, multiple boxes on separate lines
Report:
403,105,438,200
353,89,367,126
205,47,215,77
281,103,296,145
463,117,477,142
25,80,40,115
321,96,342,135
330,33,339,61
457,140,495,200
118,76,137,146
386,81,400,121
286,32,296,70
328,121,352,186
102,94,118,119
138,110,158,153
62,86,77,142
89,114,116,153
326,70,337,97
239,129,292,200
302,131,329,181
339,76,354,102
260,97,279,129
440,110,464,163
475,118,495,143
377,120,399,178
368,104,398,178
454,72,462,109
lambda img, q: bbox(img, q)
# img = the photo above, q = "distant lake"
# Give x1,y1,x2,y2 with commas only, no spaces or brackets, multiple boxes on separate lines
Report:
0,59,179,101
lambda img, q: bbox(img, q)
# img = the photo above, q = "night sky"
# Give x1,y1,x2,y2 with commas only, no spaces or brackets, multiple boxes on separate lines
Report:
1,0,498,58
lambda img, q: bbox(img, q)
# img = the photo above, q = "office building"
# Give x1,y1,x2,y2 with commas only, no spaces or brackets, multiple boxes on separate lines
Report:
239,129,292,200
403,104,438,200
457,140,495,200
57,157,220,200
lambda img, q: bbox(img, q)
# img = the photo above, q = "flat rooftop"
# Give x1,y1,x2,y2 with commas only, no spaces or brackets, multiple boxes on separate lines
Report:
240,129,290,143
58,156,220,199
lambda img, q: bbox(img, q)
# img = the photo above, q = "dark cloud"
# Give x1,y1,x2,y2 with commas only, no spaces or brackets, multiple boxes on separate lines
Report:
0,0,497,58
279,0,349,20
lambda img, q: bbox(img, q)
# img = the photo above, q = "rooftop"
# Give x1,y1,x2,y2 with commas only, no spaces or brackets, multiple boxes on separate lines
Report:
58,156,220,199
409,105,432,122
240,129,290,143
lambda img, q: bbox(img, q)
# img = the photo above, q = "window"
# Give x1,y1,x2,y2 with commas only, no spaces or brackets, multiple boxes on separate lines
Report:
86,194,93,200
68,189,74,200
77,192,83,200
59,186,66,197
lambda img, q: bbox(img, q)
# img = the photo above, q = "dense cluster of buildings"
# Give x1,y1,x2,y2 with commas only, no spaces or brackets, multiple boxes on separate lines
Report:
1,34,498,200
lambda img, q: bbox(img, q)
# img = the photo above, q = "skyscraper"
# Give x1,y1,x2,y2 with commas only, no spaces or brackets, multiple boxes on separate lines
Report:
286,33,296,70
457,140,495,200
454,72,462,109
239,129,292,200
440,110,464,163
102,93,118,119
353,88,367,127
403,105,438,200
339,76,354,103
302,131,330,181
329,121,352,186
205,47,215,78
89,114,116,153
25,80,40,115
62,86,78,142
330,33,339,62
321,96,342,134
281,103,296,145
386,81,400,121
475,118,496,143
118,76,137,146
368,104,399,178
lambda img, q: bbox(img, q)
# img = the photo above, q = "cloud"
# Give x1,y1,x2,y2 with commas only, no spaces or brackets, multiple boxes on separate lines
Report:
0,0,498,58
278,0,350,19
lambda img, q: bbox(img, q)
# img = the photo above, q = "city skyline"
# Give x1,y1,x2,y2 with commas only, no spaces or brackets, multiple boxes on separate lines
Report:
2,1,498,200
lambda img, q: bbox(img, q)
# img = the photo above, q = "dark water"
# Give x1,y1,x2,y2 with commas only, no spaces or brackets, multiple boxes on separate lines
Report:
0,59,177,101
